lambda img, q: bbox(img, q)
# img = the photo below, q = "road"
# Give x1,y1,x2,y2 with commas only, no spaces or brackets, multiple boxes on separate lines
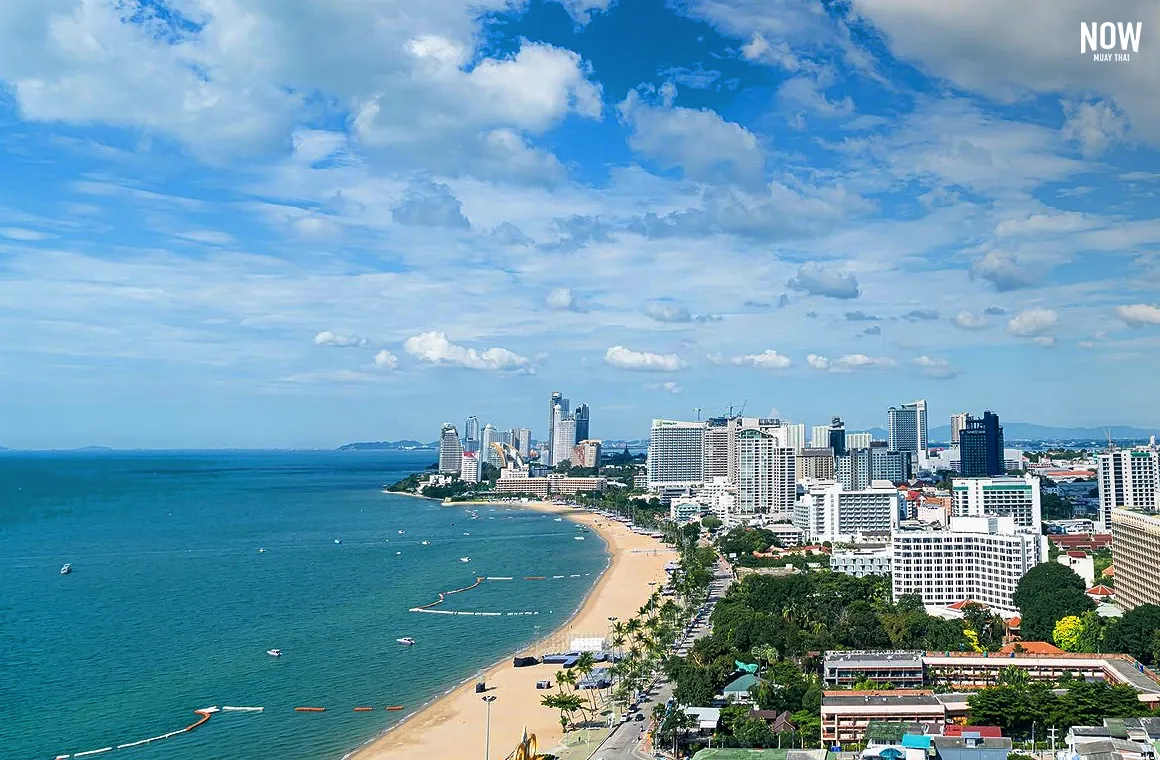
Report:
591,561,733,760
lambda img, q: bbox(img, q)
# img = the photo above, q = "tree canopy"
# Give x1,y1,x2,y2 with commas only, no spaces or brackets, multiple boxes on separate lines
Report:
1012,563,1095,641
1104,604,1160,665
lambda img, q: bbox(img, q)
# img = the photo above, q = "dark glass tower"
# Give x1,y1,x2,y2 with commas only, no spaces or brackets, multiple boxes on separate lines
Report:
574,403,590,443
829,416,847,457
960,411,1005,476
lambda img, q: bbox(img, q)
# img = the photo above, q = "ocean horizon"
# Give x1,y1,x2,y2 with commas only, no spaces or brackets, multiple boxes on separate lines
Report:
1,450,607,760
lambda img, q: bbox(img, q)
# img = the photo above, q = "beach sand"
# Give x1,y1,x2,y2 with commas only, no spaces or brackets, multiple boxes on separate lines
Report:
348,501,676,760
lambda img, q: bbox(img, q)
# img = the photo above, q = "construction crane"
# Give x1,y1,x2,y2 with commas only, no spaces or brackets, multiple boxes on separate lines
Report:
725,399,749,419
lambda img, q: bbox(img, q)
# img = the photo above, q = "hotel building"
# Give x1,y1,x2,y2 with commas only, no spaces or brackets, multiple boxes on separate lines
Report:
1111,508,1160,611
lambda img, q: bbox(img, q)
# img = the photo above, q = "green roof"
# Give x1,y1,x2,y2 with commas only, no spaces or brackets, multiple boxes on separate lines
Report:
724,673,760,693
864,722,911,743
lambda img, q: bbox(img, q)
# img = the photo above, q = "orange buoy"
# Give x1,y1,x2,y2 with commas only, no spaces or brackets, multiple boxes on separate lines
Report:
294,707,326,712
354,707,374,712
385,706,404,711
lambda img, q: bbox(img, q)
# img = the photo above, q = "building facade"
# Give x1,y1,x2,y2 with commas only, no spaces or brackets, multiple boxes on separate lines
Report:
574,403,590,443
460,451,480,483
870,441,911,483
888,399,929,462
891,516,1047,614
830,548,893,578
571,439,602,468
551,411,577,467
481,423,501,468
959,412,1005,478
515,428,532,459
798,447,837,481
812,424,832,449
830,416,848,457
647,419,706,488
546,391,567,466
950,413,968,445
837,447,873,490
463,416,480,453
794,481,902,543
952,474,1042,533
736,427,796,519
438,423,463,474
1111,508,1160,611
1098,447,1160,531
848,432,873,450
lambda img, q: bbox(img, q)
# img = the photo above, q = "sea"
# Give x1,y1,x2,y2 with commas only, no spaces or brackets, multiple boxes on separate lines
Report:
0,450,607,760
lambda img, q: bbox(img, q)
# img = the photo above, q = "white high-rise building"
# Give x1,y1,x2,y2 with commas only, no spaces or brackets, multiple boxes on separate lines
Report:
950,413,968,445
460,451,480,483
464,416,480,453
438,423,463,474
811,424,832,449
481,423,501,468
552,410,577,467
783,423,807,452
793,480,902,543
952,474,1042,534
735,426,796,519
647,419,706,488
702,417,740,482
515,428,532,459
1097,446,1160,531
836,447,872,490
1111,508,1160,611
888,399,928,463
546,392,568,466
847,432,872,450
891,516,1048,615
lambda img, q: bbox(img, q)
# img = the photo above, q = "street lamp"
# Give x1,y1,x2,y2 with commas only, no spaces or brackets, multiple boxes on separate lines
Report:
482,695,497,760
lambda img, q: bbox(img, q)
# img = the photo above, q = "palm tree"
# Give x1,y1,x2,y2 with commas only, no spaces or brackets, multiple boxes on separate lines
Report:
555,668,576,692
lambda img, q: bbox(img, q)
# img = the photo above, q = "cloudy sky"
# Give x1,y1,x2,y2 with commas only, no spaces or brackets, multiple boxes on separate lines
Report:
1,0,1158,449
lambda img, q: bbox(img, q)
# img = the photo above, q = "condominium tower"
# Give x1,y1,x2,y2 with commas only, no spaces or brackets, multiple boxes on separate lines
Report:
438,423,464,474
952,474,1042,534
1111,508,1160,611
647,419,706,488
1098,447,1160,531
735,426,796,519
888,399,928,462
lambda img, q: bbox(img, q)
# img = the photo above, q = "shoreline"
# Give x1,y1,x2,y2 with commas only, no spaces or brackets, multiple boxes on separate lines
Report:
345,500,675,760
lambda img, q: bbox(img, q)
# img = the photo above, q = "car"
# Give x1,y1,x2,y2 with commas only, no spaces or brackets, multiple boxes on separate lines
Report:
635,713,646,721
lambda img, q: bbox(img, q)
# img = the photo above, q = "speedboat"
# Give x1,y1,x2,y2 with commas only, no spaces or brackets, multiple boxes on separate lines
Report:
258,548,266,554
554,518,563,522
420,540,430,546
267,649,282,657
60,564,72,575
396,551,402,555
574,536,585,541
334,539,341,544
397,530,405,534
396,637,415,646
460,557,471,563
462,532,470,536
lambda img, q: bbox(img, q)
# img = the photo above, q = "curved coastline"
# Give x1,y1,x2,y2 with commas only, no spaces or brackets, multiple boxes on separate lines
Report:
344,500,674,760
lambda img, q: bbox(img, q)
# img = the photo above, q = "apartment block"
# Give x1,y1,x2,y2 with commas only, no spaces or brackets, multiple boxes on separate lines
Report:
1111,508,1160,611
794,480,902,543
952,474,1042,534
1098,447,1160,531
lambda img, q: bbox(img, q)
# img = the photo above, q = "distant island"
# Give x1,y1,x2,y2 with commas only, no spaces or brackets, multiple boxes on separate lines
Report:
336,440,437,451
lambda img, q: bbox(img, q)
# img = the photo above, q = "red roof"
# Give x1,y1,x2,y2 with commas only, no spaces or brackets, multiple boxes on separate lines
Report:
1007,617,1021,628
1087,584,1114,596
944,726,1003,738
1103,565,1115,577
1066,551,1089,559
998,641,1065,655
946,599,978,611
1049,534,1113,550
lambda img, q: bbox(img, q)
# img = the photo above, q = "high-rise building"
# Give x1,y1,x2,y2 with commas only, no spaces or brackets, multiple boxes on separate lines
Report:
950,413,968,445
647,419,706,488
869,441,911,483
702,417,739,482
551,408,577,467
515,428,532,459
952,474,1042,534
438,423,463,474
960,411,1004,477
793,481,903,543
481,424,501,468
460,451,480,483
1098,447,1160,531
811,425,832,449
829,416,847,457
572,440,602,469
735,426,796,519
546,391,567,465
847,432,872,451
891,516,1047,614
784,423,807,452
574,404,590,444
888,400,928,461
464,416,480,453
798,447,836,481
836,447,872,490
1111,508,1160,611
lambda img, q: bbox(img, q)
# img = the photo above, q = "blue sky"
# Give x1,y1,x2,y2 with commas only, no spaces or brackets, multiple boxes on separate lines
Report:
1,0,1159,449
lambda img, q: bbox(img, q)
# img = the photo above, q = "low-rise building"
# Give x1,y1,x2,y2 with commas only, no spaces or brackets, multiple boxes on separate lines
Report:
1058,551,1096,587
670,497,704,524
821,691,946,744
830,548,892,578
824,651,925,688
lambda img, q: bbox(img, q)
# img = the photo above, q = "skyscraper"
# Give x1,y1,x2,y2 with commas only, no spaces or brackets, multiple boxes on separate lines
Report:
736,426,796,519
810,425,831,449
847,432,872,450
888,399,928,460
783,423,807,452
546,392,569,466
574,404,590,444
481,423,500,467
515,428,532,459
829,416,847,456
438,423,463,474
464,416,480,453
836,447,872,490
551,409,577,467
959,411,1004,477
647,419,706,488
1098,446,1160,531
950,413,968,445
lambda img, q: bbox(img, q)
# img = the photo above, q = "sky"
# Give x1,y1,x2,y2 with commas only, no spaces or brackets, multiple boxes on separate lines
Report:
0,0,1159,449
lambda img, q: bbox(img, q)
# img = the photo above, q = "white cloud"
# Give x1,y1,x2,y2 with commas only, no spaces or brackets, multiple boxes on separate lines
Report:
786,263,861,299
404,331,531,372
1034,336,1056,347
314,330,368,348
604,346,685,372
914,355,960,379
1116,304,1160,327
1062,99,1129,157
546,287,582,311
555,0,614,24
806,353,832,370
645,381,683,394
835,354,895,370
618,85,764,186
392,181,471,228
713,349,794,370
953,311,989,330
1077,340,1096,349
644,299,693,323
971,251,1035,291
174,229,235,246
0,226,52,241
1007,308,1059,337
373,350,399,371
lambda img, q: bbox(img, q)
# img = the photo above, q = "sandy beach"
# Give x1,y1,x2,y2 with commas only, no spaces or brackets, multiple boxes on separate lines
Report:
348,501,676,760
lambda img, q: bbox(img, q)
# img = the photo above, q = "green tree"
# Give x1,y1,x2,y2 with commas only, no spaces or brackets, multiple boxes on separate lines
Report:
701,516,723,531
1012,563,1095,641
1104,604,1160,664
962,602,1004,652
1076,610,1107,654
1053,615,1084,652
734,716,778,747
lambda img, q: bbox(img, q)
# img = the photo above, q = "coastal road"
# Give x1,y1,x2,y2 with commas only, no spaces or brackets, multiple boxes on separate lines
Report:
592,563,733,760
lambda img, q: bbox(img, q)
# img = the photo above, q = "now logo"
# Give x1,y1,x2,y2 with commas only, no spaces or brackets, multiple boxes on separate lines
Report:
1081,22,1143,54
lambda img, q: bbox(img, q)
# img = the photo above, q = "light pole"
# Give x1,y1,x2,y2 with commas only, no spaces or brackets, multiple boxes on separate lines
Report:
482,695,496,760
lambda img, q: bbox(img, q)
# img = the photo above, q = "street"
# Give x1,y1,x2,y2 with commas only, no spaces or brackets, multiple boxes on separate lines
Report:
590,561,733,760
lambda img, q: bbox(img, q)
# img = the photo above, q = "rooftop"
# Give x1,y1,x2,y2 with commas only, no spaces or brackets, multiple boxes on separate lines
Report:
824,651,923,668
822,690,940,708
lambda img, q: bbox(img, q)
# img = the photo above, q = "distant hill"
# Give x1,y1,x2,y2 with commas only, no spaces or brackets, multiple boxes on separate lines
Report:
929,422,1157,443
336,440,437,451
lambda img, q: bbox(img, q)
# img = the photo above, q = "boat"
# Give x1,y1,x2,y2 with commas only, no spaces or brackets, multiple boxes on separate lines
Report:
396,637,415,646
554,518,563,522
397,530,405,535
334,539,341,544
460,557,471,563
60,564,72,575
462,532,470,536
573,536,585,541
396,551,402,555
258,548,266,554
267,649,282,657
420,540,430,546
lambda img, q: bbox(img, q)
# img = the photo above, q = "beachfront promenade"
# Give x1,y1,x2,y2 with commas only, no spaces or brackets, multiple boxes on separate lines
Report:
349,501,678,760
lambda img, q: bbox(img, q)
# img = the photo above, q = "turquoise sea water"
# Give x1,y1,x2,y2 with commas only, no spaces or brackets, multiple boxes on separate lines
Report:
0,451,606,760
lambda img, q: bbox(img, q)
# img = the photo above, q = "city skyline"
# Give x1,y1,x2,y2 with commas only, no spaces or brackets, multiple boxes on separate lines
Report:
1,2,1160,449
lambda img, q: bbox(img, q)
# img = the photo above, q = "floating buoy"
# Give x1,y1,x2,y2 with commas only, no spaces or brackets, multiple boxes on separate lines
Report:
294,707,326,712
385,705,404,711
354,707,374,712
